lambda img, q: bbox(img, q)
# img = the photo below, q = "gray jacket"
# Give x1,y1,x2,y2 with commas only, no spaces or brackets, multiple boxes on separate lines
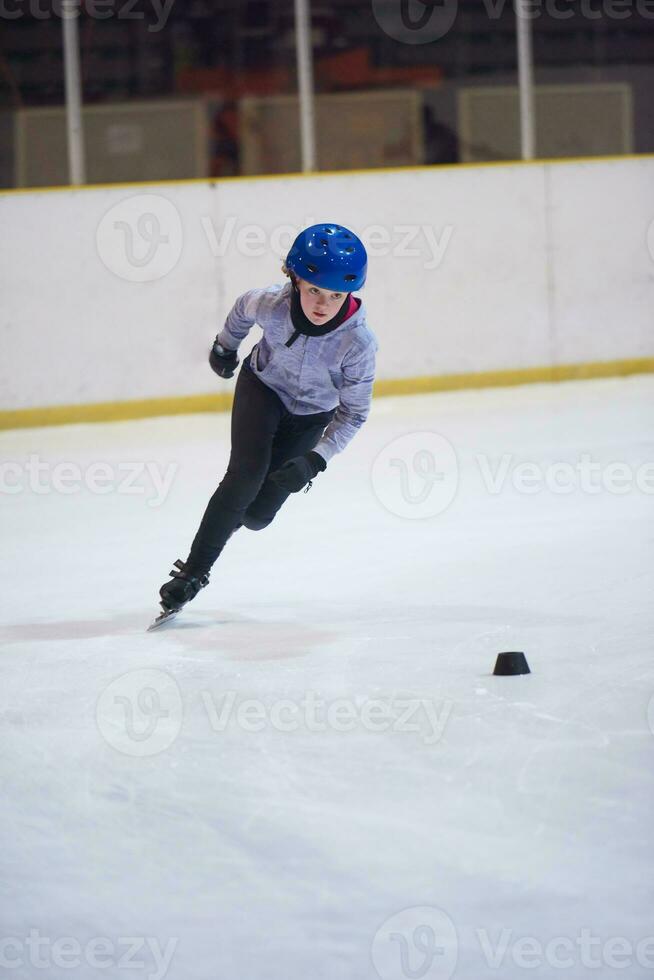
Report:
216,283,378,463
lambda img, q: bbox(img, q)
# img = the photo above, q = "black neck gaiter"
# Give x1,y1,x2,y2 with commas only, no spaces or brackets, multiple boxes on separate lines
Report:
290,284,351,337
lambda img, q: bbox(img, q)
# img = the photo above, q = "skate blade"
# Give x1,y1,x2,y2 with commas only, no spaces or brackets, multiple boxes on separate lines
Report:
147,608,179,632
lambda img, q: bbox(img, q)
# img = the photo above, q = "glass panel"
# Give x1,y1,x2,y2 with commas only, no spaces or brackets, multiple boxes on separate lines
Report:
1,0,651,188
0,0,297,187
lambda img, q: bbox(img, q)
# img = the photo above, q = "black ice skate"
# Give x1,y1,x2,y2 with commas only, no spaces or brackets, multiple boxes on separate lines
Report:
148,559,210,631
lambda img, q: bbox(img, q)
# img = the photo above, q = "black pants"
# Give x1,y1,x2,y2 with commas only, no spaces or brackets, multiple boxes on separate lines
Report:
187,358,336,574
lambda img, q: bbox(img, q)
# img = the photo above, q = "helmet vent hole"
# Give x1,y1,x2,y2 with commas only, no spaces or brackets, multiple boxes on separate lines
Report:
307,263,319,273
344,274,356,282
320,239,328,247
345,246,354,253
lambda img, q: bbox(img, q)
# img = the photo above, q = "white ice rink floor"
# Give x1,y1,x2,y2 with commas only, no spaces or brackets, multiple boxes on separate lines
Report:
1,375,653,980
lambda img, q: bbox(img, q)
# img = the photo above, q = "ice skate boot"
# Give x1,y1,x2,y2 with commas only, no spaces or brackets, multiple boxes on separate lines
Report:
160,559,210,611
148,559,210,630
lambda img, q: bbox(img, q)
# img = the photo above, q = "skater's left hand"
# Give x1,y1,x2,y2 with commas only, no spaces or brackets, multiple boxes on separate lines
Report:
270,451,326,493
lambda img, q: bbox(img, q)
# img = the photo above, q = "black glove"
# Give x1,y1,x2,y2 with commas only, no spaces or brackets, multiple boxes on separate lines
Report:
269,451,326,493
209,341,239,379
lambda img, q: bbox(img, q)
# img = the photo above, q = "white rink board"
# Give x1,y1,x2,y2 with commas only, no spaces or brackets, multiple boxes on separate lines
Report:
1,157,654,411
0,183,220,408
547,157,654,362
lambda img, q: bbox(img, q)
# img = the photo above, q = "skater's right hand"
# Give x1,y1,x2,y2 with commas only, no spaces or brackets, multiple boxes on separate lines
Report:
209,342,239,379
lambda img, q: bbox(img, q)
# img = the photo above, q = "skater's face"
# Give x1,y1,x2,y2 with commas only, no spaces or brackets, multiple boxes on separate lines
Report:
297,278,347,325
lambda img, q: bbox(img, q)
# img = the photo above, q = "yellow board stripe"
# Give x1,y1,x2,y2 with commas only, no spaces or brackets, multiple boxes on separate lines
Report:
1,357,652,432
1,153,653,198
372,357,654,397
0,393,234,431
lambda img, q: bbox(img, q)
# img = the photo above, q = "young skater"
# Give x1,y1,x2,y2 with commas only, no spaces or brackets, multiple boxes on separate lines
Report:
155,223,377,621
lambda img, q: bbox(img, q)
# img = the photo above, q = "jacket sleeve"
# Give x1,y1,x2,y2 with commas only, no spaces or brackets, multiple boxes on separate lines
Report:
314,337,377,464
215,287,270,351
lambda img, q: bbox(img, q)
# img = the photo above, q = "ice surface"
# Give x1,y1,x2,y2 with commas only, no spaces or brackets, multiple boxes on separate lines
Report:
1,375,653,980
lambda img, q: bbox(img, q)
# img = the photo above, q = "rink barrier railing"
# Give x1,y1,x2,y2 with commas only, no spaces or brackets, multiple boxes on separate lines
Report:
1,151,653,197
1,356,652,431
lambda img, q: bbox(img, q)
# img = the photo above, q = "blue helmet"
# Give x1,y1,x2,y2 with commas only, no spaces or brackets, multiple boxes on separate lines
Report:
286,223,367,292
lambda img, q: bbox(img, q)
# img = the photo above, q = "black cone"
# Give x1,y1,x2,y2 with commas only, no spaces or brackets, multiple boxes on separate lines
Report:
493,651,530,676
